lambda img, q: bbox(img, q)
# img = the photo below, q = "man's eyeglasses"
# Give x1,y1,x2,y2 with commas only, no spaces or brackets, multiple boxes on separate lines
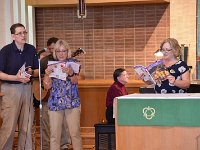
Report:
160,49,172,52
14,31,28,36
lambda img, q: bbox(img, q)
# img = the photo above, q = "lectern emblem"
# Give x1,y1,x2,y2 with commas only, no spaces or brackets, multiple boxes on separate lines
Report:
143,106,155,120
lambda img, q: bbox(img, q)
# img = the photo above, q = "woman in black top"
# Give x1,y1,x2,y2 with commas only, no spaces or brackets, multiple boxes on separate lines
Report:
154,38,190,93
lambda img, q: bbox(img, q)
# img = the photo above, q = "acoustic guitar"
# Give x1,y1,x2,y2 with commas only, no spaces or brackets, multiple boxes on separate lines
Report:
33,48,85,101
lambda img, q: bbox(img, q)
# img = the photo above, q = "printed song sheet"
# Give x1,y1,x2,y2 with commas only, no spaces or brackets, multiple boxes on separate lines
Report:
48,61,80,80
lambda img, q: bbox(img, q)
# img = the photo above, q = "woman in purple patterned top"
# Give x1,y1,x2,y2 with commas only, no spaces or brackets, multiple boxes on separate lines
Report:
43,40,82,150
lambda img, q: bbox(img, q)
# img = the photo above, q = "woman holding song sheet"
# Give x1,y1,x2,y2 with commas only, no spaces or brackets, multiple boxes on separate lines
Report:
139,38,190,93
43,39,82,150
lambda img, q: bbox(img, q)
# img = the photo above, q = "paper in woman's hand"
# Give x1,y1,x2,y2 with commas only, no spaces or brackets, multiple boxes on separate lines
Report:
133,59,163,85
47,61,67,80
65,62,80,74
133,65,156,85
47,61,80,80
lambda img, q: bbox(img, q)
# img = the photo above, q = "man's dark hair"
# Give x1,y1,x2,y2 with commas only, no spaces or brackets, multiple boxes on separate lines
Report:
10,23,25,34
47,37,59,46
113,68,125,82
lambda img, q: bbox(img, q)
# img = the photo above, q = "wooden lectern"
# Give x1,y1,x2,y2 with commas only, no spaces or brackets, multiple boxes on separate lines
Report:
115,93,200,150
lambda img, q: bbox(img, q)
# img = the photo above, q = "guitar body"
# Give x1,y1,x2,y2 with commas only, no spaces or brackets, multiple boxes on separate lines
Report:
32,78,50,101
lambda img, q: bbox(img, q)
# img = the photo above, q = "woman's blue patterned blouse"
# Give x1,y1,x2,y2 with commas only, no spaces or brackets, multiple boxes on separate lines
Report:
48,58,80,111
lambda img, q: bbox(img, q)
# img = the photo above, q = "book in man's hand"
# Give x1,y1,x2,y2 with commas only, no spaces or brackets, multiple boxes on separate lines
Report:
133,59,163,85
19,63,32,78
47,61,80,81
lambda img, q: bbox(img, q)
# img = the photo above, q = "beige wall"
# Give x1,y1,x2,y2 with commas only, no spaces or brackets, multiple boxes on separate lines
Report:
0,0,13,47
0,0,34,47
170,0,197,79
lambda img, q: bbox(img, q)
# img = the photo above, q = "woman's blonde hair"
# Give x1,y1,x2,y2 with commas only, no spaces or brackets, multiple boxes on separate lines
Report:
160,38,181,57
53,39,71,60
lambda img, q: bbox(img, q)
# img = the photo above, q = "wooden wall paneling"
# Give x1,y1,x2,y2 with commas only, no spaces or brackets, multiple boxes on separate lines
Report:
79,87,108,127
79,86,140,127
78,79,143,127
35,4,170,80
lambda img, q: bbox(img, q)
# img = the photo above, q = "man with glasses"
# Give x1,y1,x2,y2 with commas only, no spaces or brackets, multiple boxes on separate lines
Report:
0,23,39,149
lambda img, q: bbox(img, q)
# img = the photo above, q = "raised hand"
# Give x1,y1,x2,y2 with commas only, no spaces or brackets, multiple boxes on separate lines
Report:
45,65,54,75
61,65,74,76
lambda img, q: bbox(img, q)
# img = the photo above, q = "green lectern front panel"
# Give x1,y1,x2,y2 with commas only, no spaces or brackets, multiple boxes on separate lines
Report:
117,98,200,126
